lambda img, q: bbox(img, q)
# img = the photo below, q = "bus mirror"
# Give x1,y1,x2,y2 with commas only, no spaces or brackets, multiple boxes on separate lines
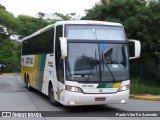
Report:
59,37,67,59
129,39,141,60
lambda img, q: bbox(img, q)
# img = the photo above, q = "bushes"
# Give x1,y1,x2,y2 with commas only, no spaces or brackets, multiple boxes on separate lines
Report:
0,40,21,73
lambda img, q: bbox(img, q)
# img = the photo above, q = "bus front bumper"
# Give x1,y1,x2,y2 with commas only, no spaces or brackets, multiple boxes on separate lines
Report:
62,90,129,106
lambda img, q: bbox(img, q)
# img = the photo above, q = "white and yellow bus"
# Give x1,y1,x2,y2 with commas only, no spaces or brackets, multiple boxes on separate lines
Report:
21,20,141,106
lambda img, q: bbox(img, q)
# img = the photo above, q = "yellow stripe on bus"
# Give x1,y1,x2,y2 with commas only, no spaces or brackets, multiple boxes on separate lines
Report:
31,55,38,87
112,83,121,88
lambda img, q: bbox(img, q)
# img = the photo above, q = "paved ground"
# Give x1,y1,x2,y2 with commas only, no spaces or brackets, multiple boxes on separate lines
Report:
0,74,159,120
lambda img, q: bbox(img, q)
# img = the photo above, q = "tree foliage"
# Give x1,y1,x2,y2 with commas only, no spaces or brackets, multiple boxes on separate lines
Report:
0,40,20,72
0,5,19,36
17,15,51,38
0,4,20,72
55,12,80,20
82,0,160,63
0,4,18,44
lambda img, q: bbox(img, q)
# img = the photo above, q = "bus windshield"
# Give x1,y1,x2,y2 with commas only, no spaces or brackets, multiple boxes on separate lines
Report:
66,43,129,82
66,25,125,41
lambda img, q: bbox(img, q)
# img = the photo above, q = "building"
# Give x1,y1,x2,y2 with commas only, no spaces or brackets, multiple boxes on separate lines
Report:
38,12,62,20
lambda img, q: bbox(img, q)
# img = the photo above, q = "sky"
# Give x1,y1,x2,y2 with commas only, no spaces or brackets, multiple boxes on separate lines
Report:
0,0,100,17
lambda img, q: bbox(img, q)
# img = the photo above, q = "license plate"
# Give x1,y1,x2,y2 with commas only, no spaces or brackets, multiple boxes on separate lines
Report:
95,97,106,101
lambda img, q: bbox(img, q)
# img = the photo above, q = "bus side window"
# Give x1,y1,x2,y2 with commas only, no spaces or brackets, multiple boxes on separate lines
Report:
22,28,54,55
55,25,64,83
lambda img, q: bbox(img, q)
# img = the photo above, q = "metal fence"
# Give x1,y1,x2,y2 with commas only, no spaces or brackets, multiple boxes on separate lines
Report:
130,62,160,87
0,65,20,73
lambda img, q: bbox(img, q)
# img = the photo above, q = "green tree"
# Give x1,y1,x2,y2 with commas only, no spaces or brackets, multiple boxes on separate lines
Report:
0,4,21,72
0,4,19,37
0,40,20,72
55,12,80,20
17,15,49,38
0,4,17,46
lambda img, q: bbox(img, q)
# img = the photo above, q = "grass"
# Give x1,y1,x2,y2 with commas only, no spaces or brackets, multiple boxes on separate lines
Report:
130,79,160,95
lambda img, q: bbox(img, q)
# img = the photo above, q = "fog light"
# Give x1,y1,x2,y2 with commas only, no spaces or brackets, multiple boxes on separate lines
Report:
70,101,75,105
121,100,126,103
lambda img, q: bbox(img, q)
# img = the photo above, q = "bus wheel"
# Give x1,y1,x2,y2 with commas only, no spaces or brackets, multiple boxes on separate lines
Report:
26,80,33,91
49,84,59,106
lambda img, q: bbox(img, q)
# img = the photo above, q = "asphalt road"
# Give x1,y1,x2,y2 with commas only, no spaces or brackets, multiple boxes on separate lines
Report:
0,74,159,120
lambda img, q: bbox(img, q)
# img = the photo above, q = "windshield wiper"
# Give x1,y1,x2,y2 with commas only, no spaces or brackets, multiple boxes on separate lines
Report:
104,63,116,82
102,51,116,82
86,48,100,82
86,60,99,82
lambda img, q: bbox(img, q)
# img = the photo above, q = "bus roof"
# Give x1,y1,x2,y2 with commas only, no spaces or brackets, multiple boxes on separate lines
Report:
21,20,123,41
54,20,122,26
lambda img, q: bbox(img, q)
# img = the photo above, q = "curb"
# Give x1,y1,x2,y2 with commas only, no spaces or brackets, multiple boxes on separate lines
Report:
0,73,20,76
0,73,12,76
129,95,160,101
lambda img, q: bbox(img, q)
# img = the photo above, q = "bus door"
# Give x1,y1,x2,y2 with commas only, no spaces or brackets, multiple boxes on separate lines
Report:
55,25,65,101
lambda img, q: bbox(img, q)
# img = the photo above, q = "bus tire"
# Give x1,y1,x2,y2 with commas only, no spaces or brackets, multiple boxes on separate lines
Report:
49,84,59,106
26,80,33,91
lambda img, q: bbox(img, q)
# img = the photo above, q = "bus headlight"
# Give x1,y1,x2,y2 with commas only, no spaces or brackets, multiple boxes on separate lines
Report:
118,85,130,92
65,85,82,93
